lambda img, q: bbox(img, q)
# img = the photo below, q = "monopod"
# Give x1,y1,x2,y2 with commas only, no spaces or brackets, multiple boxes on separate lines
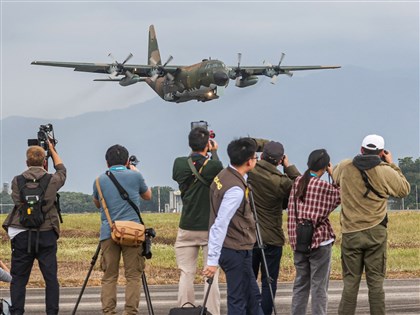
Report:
248,183,278,315
71,243,155,315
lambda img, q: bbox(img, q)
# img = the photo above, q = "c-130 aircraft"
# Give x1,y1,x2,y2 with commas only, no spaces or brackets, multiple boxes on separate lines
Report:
32,25,340,103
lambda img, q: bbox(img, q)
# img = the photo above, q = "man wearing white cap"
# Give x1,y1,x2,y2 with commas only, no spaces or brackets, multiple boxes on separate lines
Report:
333,134,410,315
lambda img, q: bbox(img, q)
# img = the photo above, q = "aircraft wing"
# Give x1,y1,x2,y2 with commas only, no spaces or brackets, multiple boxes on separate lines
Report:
32,61,115,73
31,61,178,77
231,65,341,77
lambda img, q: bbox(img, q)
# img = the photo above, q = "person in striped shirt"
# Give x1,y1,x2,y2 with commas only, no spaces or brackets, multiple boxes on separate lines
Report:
287,149,341,315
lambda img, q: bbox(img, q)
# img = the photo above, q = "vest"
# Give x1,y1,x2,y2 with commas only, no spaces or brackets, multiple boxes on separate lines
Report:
209,167,256,250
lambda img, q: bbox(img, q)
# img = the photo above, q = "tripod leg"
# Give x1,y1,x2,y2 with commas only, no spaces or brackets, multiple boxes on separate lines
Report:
72,243,101,315
249,187,278,315
142,272,155,315
259,245,277,315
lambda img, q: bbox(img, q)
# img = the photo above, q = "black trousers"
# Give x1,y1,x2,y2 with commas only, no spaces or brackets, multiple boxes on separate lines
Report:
219,248,264,315
252,244,283,315
10,230,59,315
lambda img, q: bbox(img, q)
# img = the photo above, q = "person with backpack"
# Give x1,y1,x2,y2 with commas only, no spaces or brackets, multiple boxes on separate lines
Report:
2,141,66,315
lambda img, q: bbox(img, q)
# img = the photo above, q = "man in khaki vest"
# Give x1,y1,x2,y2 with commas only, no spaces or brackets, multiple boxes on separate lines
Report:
333,134,410,315
203,137,264,315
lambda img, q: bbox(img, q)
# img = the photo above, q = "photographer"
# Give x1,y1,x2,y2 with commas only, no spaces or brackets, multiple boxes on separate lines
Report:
172,126,223,315
333,135,410,315
2,140,66,315
92,144,151,315
248,141,300,315
287,149,340,315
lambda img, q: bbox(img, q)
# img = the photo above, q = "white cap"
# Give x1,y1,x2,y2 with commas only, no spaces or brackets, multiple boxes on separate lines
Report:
361,134,385,150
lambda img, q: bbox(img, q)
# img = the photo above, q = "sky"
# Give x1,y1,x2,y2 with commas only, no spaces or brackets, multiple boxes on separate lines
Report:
1,0,419,119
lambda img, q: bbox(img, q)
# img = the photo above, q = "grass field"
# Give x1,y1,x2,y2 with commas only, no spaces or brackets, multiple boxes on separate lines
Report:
0,211,419,288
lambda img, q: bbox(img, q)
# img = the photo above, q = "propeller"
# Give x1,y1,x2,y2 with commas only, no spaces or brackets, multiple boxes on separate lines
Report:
264,52,287,84
235,53,242,85
108,53,133,77
277,53,292,77
278,52,285,67
150,55,174,82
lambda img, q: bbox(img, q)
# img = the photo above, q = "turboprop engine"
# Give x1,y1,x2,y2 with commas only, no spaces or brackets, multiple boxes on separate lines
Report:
235,75,258,88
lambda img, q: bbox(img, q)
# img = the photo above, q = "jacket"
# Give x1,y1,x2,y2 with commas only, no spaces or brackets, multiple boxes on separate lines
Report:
3,164,66,236
248,160,300,246
173,152,223,231
333,156,410,233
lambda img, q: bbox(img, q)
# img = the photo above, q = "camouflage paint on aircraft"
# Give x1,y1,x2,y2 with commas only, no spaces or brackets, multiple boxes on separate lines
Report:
32,25,341,103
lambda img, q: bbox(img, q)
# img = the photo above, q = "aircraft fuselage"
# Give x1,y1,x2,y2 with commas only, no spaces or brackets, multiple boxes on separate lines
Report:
147,59,230,103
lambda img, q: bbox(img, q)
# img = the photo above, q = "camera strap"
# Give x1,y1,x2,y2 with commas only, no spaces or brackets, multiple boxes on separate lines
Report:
293,183,321,228
187,157,211,187
358,169,385,199
105,171,145,225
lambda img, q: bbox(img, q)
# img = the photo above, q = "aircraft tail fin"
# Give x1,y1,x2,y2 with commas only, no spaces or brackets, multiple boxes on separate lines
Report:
148,25,162,66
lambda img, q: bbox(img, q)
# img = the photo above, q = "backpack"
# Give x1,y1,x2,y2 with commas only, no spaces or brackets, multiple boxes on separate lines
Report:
16,173,52,228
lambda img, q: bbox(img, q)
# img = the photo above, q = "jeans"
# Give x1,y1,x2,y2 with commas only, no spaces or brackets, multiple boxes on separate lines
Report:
252,244,283,315
219,247,264,315
10,230,59,315
291,244,332,315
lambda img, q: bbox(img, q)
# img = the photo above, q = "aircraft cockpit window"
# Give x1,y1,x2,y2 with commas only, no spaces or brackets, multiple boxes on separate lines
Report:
205,63,220,69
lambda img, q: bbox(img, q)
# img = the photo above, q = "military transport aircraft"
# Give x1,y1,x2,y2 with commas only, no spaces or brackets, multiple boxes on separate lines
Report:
32,25,341,103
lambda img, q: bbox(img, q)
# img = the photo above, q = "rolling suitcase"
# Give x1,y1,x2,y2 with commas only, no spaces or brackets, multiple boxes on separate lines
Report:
168,278,213,315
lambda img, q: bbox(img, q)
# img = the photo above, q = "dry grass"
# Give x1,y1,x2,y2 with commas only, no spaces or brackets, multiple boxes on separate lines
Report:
0,211,419,288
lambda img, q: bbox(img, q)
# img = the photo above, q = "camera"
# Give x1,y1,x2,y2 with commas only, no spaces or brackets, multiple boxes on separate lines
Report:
191,120,215,139
142,228,156,259
129,155,139,166
27,123,58,157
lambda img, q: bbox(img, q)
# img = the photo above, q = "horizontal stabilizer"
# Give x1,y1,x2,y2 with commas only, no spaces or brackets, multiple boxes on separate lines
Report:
94,79,121,82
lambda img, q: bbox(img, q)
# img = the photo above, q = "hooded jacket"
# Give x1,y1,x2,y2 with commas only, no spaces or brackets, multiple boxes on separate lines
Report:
333,155,409,233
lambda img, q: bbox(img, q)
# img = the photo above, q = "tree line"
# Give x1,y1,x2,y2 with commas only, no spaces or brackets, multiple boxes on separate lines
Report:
1,157,418,213
0,186,175,214
389,157,419,210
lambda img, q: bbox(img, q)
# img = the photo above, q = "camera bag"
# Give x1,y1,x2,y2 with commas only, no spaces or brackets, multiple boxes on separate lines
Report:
95,175,145,247
168,278,213,315
293,186,314,254
295,219,314,254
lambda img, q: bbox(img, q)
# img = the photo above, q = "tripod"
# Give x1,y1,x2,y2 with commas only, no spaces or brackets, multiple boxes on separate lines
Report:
72,243,155,315
248,183,278,315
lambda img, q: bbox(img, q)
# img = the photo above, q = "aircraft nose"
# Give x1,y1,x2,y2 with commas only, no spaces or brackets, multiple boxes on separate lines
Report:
213,72,229,86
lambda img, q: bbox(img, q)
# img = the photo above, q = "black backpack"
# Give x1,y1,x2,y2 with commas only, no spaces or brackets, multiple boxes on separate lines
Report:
16,173,52,228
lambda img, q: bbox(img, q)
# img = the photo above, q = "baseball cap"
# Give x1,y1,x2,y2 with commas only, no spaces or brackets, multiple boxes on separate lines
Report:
361,134,385,150
263,141,284,162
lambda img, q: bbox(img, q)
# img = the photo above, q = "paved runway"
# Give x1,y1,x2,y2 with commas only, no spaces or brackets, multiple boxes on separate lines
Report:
1,279,419,314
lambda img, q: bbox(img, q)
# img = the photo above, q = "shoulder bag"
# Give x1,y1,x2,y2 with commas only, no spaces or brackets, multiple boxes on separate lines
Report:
95,173,145,247
293,186,314,254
